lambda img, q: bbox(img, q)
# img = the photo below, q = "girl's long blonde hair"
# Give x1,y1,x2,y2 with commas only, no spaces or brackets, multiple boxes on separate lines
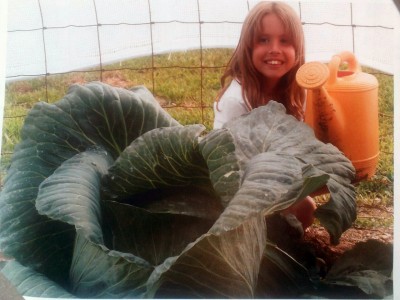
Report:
216,1,306,120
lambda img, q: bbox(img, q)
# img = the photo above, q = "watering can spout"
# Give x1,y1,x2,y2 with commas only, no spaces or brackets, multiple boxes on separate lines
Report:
296,51,379,182
296,61,345,145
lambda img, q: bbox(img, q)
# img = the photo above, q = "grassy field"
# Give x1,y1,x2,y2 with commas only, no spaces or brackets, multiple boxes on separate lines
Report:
0,49,394,228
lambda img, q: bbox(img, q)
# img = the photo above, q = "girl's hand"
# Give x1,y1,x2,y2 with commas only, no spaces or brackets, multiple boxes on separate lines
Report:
282,196,317,230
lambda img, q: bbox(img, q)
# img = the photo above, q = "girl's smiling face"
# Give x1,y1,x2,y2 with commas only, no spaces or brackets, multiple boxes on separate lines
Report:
252,13,296,87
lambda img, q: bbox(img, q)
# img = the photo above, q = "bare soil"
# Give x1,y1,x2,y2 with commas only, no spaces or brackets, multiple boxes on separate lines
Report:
304,203,394,268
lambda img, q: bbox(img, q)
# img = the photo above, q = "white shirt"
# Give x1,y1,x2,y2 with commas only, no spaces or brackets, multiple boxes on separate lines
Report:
213,80,307,128
213,79,249,129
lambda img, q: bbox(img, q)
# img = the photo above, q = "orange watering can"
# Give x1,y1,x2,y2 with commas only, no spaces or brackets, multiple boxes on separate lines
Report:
296,51,379,182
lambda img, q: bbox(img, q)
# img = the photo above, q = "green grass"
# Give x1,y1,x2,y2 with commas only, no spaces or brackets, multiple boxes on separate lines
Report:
0,49,394,229
0,48,232,172
354,69,394,207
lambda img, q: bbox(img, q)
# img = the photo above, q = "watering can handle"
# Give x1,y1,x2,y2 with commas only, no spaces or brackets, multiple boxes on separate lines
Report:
327,51,361,85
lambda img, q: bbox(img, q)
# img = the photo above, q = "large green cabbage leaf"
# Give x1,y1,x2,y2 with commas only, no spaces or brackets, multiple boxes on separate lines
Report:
0,82,179,289
0,82,365,298
220,104,356,243
0,260,76,298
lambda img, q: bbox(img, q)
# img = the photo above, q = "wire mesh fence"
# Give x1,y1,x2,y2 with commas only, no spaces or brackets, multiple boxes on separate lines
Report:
6,0,396,75
2,0,395,169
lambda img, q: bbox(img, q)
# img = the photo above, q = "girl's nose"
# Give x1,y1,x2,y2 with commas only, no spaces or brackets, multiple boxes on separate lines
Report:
269,41,281,54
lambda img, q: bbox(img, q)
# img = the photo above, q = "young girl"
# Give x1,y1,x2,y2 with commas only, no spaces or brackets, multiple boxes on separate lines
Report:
213,1,315,230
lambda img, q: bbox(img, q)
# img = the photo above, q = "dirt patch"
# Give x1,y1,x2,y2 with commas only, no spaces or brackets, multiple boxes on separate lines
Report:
304,226,393,268
304,203,393,268
102,71,131,88
64,71,132,88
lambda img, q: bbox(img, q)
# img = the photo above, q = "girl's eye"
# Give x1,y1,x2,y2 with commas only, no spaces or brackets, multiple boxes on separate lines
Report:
259,37,269,44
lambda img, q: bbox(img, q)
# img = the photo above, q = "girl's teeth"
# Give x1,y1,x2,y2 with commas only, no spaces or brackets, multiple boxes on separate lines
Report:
267,60,281,65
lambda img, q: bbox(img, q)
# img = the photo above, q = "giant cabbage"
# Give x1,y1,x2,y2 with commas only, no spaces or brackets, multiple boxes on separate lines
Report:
0,82,391,298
